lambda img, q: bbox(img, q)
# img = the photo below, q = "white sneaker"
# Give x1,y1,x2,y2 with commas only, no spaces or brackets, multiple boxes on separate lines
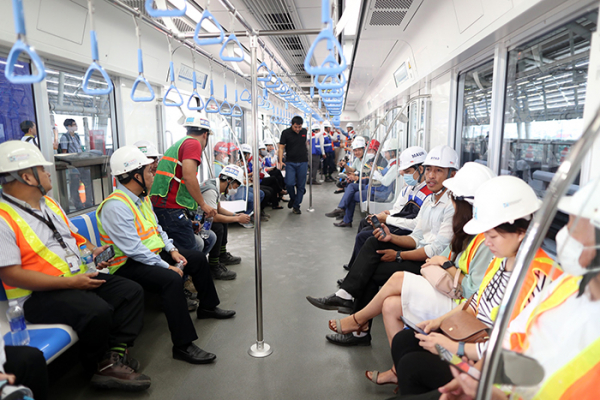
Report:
282,194,290,201
240,222,254,229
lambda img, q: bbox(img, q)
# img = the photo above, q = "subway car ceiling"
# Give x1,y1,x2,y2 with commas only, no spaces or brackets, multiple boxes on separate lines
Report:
1,0,600,185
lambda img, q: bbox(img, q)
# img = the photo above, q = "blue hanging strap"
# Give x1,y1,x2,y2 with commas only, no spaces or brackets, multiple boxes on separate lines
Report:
194,9,225,46
315,72,346,90
131,49,155,102
205,79,220,113
219,84,232,115
232,89,243,117
5,0,46,84
82,30,113,95
163,61,183,107
220,34,245,62
240,88,251,103
265,71,280,88
187,71,204,111
304,0,347,77
257,62,271,82
145,0,187,18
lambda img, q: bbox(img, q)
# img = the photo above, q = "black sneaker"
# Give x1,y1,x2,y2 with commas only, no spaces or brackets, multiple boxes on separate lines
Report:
210,263,237,280
293,207,301,215
219,252,241,265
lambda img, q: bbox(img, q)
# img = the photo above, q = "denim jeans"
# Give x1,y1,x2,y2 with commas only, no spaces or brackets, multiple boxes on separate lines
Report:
153,208,196,251
285,162,308,209
232,186,265,215
194,229,217,256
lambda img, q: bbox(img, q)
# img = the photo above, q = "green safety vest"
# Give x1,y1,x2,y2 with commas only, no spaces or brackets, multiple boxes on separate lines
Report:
97,189,165,274
149,136,199,210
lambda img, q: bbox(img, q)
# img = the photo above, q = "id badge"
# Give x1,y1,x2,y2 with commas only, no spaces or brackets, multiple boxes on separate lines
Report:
66,255,81,273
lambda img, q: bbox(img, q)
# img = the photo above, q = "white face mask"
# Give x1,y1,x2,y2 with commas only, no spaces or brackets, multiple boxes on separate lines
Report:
366,153,375,160
556,225,600,276
227,187,238,197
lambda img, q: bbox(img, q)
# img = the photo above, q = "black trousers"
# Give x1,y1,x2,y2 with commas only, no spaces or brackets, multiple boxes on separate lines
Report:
115,249,219,347
323,153,336,176
264,171,285,193
24,274,144,371
339,236,423,312
260,180,280,207
309,155,321,181
391,329,453,396
209,222,228,261
4,346,49,400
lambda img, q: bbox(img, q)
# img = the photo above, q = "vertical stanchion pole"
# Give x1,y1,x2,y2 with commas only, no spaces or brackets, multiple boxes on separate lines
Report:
248,35,272,358
307,114,314,212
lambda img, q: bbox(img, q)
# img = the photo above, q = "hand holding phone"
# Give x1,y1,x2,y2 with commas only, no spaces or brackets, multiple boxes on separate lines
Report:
401,316,427,335
95,245,115,267
435,344,480,381
371,215,386,239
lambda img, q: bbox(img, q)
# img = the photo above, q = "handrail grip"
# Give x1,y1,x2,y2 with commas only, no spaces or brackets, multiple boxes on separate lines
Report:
187,71,204,111
163,61,183,107
220,33,245,62
82,30,113,96
193,10,224,46
145,0,187,18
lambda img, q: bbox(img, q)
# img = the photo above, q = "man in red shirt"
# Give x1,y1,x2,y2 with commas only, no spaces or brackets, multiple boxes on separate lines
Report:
150,117,217,253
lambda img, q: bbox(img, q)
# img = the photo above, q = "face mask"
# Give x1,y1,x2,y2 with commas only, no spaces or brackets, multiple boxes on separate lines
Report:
227,187,238,197
556,225,600,276
366,153,375,161
260,150,268,157
403,172,418,187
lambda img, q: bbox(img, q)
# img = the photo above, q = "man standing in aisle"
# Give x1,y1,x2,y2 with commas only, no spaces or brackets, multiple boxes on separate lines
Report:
309,123,325,185
20,121,39,148
150,116,218,251
278,116,308,215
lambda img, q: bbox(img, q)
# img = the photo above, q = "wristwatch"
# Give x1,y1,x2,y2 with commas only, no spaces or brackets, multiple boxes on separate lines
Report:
442,260,455,270
396,251,403,262
457,341,466,357
169,247,179,254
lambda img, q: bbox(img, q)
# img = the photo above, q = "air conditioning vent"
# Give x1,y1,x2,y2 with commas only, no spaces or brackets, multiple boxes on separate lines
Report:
370,11,407,26
265,13,295,30
172,18,194,32
374,0,412,9
281,36,303,51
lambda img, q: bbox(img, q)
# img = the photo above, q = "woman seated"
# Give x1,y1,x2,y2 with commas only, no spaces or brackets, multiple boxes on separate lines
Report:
328,163,496,386
389,176,562,396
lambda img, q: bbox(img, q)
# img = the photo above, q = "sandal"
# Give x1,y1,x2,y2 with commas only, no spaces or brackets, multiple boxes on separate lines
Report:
365,370,398,387
328,314,368,334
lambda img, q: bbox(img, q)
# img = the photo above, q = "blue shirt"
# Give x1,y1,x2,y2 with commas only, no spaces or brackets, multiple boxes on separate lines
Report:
99,183,175,269
323,136,334,154
59,132,82,153
311,137,322,155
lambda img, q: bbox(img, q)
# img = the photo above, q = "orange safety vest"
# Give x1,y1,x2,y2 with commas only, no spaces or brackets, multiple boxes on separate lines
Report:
450,233,486,275
476,248,562,324
0,196,87,299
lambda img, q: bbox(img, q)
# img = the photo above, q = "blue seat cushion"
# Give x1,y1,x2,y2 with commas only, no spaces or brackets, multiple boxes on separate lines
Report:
4,328,72,361
70,211,100,246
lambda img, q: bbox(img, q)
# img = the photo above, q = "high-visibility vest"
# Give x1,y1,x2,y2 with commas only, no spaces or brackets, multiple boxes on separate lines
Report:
450,233,486,276
97,189,165,274
0,196,87,299
476,248,562,324
149,136,198,210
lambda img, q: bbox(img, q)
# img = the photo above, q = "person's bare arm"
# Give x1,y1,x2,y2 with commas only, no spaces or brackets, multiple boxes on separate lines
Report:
278,144,285,169
213,203,251,224
182,159,217,218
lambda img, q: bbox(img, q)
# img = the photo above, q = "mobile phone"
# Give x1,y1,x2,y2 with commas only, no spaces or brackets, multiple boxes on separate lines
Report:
338,172,348,179
435,344,480,381
371,215,386,238
95,245,115,266
400,316,427,335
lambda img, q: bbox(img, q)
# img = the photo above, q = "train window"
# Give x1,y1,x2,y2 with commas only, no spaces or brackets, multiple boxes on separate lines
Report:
501,11,597,197
120,77,160,147
46,64,116,215
456,60,494,167
0,55,38,146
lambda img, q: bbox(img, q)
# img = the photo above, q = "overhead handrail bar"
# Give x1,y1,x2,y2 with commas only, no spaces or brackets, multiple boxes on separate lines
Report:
163,36,183,107
82,0,113,95
130,15,155,102
476,106,600,399
145,0,186,18
187,45,204,111
5,0,47,84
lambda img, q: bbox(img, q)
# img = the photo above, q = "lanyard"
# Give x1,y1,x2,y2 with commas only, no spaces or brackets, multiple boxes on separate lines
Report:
1,195,70,251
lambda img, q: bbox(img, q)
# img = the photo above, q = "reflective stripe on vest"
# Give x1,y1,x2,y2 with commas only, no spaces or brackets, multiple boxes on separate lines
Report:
0,197,87,299
476,248,562,323
149,136,198,210
97,190,165,274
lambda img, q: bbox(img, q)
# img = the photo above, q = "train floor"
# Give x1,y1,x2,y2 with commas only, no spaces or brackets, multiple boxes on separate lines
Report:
48,180,395,400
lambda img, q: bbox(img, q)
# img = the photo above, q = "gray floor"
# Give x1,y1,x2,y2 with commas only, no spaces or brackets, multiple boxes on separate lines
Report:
49,182,396,400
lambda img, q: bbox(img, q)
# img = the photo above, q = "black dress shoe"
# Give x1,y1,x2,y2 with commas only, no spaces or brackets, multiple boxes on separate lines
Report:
334,221,352,228
325,208,344,218
172,344,216,364
306,294,353,314
197,307,236,320
326,333,371,347
293,208,302,215
334,188,345,194
343,264,350,271
287,201,294,209
337,278,344,287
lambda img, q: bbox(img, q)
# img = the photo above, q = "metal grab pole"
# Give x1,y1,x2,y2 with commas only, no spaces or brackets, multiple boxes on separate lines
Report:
248,35,272,358
307,114,314,212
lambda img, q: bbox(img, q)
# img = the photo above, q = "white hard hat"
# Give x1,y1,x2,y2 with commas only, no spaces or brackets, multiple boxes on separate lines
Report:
183,116,212,134
258,142,266,150
263,138,275,146
323,121,332,128
311,123,321,131
464,176,542,234
351,137,366,150
110,146,154,176
240,144,252,154
423,145,459,169
0,140,52,174
133,140,161,158
219,164,244,184
443,162,497,205
399,146,427,171
346,122,354,129
382,140,401,153
558,178,600,224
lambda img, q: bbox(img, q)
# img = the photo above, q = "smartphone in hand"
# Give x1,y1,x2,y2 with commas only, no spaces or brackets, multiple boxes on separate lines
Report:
95,245,115,266
401,316,427,335
371,215,386,239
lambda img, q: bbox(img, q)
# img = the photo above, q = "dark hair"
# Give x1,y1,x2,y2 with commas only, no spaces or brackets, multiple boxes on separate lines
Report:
64,118,76,128
450,199,474,261
187,127,209,136
494,217,531,235
291,116,303,126
116,166,146,185
20,120,35,134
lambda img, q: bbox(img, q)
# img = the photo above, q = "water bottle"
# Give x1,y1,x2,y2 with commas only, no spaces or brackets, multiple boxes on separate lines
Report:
175,261,184,270
200,217,213,239
80,245,96,273
6,300,29,346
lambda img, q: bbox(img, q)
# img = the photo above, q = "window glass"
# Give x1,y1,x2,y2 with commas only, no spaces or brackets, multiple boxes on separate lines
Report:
47,64,115,214
120,77,159,146
0,56,37,145
457,60,494,166
501,12,596,196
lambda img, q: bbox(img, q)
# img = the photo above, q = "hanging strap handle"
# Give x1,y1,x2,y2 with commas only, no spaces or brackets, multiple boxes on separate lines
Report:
187,71,205,110
219,33,245,62
145,0,187,18
240,88,251,103
163,61,183,107
205,79,220,113
131,17,155,102
194,9,225,46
